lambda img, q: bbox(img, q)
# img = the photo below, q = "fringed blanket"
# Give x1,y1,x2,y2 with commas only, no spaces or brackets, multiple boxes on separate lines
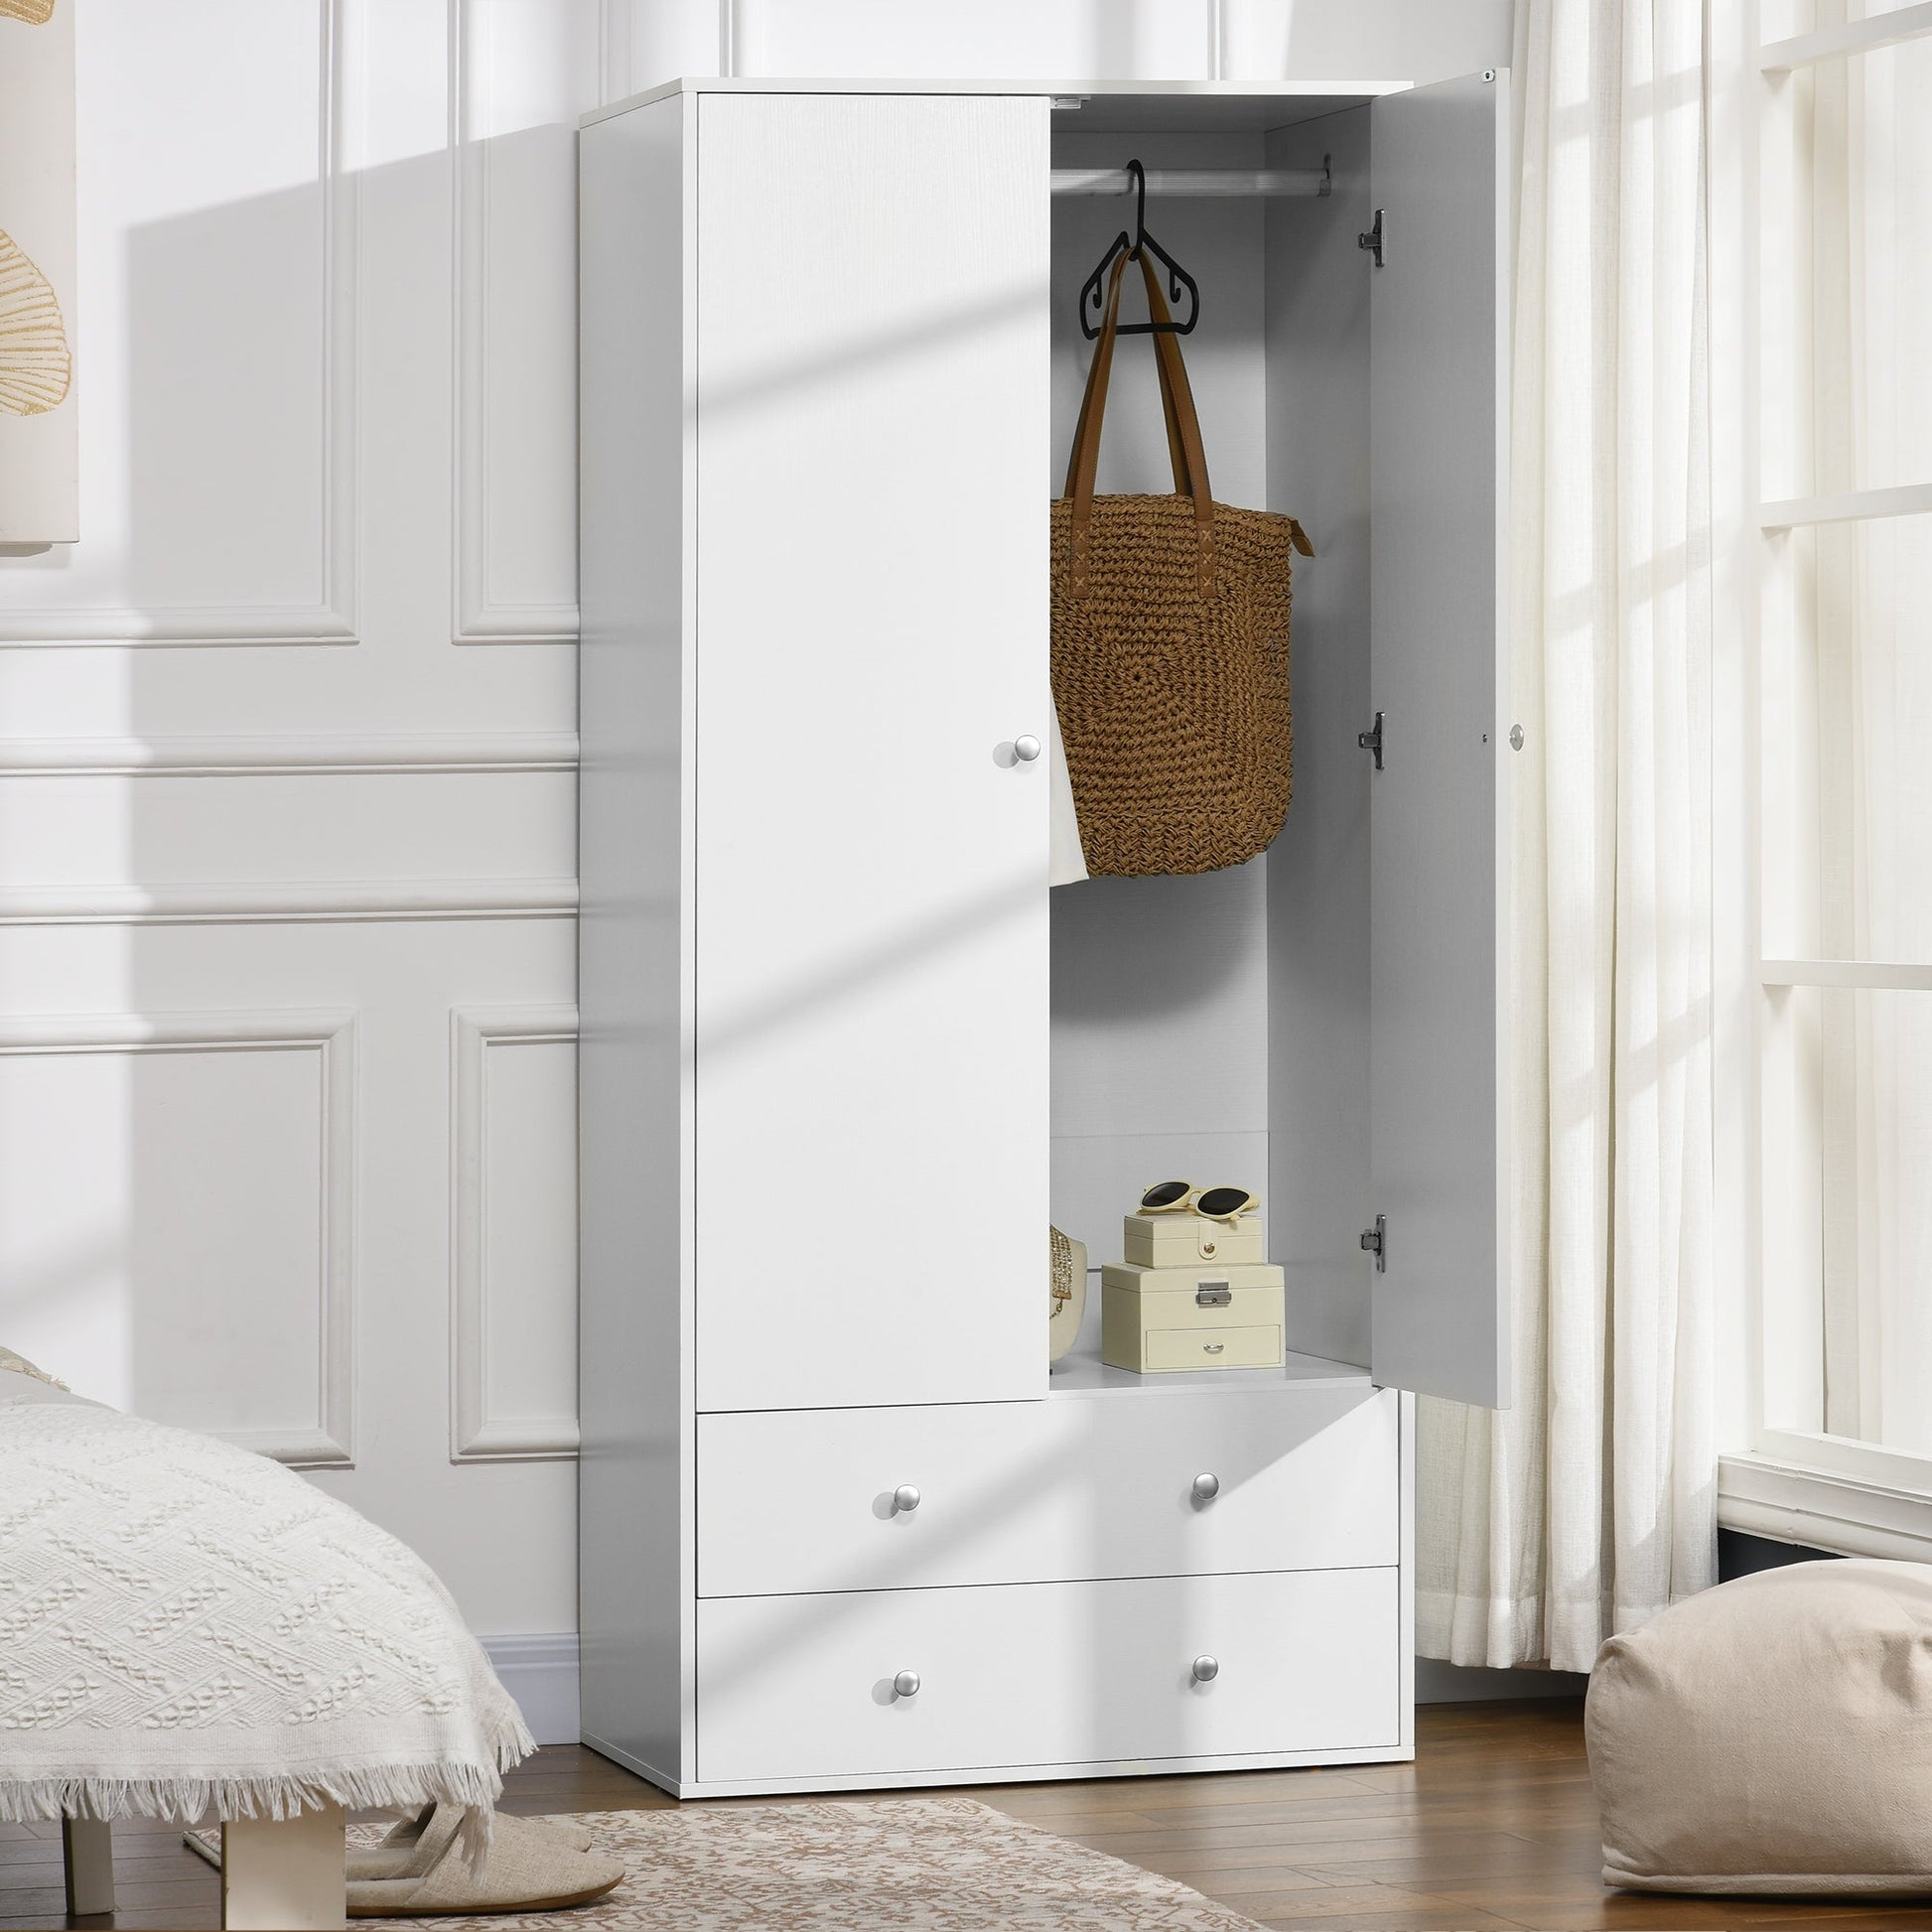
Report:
0,1389,532,1846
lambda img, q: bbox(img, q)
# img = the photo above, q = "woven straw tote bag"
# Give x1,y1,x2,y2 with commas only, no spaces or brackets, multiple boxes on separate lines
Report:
1050,249,1311,877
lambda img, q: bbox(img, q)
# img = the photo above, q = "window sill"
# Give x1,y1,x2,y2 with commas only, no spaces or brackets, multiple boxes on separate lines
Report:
1719,1449,1932,1561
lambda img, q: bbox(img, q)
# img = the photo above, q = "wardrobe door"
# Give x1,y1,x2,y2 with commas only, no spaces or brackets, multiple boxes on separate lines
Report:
1366,72,1513,1410
692,93,1052,1413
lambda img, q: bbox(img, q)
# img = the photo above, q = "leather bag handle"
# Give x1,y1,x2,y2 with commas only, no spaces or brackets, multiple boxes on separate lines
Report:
1062,251,1216,596
1142,270,1310,558
1061,251,1128,500
1142,259,1215,517
1063,257,1203,503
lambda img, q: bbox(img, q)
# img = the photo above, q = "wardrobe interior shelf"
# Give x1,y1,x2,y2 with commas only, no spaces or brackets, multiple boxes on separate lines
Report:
1050,165,1332,198
1047,1344,1373,1399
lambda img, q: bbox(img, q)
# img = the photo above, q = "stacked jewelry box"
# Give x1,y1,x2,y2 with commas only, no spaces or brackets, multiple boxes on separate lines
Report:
1101,1198,1287,1374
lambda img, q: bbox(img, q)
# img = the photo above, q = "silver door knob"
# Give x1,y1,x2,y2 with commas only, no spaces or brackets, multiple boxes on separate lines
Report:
893,1670,920,1698
892,1484,920,1514
1191,1473,1220,1503
1191,1655,1219,1683
1013,735,1041,762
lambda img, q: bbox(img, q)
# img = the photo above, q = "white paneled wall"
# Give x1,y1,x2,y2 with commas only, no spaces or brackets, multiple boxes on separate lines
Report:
0,0,1508,1721
0,0,593,1658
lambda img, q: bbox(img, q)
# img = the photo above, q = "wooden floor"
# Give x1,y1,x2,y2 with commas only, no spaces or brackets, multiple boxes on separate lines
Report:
4,1702,1927,1930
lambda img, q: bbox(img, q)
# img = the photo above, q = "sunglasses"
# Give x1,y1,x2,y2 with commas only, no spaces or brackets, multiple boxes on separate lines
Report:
1139,1182,1259,1226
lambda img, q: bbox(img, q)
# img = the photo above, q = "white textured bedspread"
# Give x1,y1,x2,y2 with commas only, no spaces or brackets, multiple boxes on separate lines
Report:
0,1391,532,1832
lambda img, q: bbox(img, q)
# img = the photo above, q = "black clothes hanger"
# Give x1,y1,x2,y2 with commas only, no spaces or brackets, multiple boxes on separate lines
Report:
1077,159,1199,340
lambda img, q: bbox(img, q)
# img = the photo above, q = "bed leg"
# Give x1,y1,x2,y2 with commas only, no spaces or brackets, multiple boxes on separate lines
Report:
61,1814,114,1917
219,1804,345,1930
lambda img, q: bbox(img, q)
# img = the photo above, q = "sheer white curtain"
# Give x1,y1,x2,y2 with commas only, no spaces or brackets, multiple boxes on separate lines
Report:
1416,0,1718,1673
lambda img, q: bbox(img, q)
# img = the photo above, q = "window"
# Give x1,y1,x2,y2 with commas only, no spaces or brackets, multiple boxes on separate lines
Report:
1728,0,1932,1547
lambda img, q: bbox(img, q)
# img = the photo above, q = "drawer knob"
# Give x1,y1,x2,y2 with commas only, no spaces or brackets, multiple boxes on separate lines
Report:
893,1669,921,1699
1013,734,1041,762
1190,1472,1221,1503
1191,1654,1220,1684
892,1484,921,1514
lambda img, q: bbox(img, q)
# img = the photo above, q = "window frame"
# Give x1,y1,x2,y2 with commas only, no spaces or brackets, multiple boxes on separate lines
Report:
1719,0,1932,1551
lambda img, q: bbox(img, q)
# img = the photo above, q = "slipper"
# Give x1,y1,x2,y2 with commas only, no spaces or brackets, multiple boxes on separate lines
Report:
346,1804,623,1918
356,1802,597,1873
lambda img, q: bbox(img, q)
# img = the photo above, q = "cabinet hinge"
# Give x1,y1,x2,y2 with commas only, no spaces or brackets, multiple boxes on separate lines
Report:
1357,711,1384,770
1360,1214,1386,1273
1358,207,1385,268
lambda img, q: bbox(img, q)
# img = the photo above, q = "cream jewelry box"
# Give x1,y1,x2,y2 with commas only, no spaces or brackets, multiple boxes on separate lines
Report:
1122,1209,1266,1268
1100,1261,1286,1374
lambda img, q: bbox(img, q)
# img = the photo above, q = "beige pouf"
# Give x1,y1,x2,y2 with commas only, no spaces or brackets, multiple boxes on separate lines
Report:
1587,1558,1932,1895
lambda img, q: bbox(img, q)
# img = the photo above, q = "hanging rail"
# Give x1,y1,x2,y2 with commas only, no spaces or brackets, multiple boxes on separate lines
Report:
1051,160,1331,199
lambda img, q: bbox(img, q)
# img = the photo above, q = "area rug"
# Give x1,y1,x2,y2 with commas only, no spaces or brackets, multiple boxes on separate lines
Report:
193,1798,1266,1928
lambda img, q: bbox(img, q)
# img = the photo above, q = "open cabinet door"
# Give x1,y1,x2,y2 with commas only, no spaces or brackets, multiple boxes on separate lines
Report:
1366,70,1512,1409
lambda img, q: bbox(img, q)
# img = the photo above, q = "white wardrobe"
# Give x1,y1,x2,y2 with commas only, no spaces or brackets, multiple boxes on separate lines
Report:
579,75,1511,1798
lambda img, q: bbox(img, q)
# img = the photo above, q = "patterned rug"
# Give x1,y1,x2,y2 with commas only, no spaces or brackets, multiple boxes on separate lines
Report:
193,1799,1265,1928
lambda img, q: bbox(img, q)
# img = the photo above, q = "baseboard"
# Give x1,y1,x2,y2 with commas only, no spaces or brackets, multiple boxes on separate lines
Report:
481,1633,580,1746
1415,1657,1587,1703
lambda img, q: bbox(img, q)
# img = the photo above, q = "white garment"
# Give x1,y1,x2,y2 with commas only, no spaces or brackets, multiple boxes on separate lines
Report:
1047,707,1089,887
1416,0,1717,1673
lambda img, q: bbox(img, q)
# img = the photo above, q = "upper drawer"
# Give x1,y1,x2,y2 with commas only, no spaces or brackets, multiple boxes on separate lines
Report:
697,1384,1397,1597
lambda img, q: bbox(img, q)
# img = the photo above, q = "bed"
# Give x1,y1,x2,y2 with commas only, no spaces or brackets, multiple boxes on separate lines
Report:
0,1363,532,1927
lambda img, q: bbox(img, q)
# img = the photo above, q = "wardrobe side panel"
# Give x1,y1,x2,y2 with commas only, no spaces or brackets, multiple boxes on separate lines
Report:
1366,72,1512,1409
691,93,1051,1414
578,93,695,1784
1263,105,1374,1369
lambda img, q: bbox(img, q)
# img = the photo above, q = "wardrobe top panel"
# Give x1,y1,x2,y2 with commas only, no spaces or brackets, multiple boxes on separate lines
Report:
583,78,1401,134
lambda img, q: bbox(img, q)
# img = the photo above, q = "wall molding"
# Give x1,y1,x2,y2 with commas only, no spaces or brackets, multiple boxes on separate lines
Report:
0,0,358,649
0,604,359,649
0,1009,358,1466
1720,1450,1932,1564
0,732,578,776
0,879,577,926
449,0,581,646
480,1631,579,1744
450,1004,581,1461
1414,1659,1587,1705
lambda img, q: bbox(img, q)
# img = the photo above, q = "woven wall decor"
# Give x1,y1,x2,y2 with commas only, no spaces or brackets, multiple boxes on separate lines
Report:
0,227,70,416
1051,249,1310,877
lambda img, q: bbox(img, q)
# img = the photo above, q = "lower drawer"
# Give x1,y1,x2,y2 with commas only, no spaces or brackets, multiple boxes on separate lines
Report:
696,1568,1399,1785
